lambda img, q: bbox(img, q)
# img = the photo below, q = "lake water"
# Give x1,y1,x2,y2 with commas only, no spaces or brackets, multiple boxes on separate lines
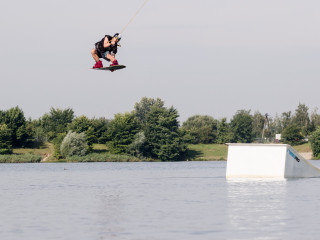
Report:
1,161,320,240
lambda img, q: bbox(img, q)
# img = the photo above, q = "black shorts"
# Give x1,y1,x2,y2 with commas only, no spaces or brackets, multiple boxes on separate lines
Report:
96,49,111,62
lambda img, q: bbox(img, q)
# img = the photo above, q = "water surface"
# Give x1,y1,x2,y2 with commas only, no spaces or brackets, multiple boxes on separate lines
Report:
0,161,320,240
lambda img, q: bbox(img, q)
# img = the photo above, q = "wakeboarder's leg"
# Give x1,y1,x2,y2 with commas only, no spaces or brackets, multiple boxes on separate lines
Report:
107,53,118,66
91,49,103,68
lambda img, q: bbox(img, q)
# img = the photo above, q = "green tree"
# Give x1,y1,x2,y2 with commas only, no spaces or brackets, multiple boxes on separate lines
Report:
269,113,282,135
106,113,140,154
134,97,165,124
0,111,5,122
127,131,146,158
216,118,232,144
60,131,88,158
310,108,320,133
69,115,96,151
0,123,12,154
281,124,303,145
52,132,67,158
230,110,253,143
252,111,265,139
143,106,187,161
132,97,187,160
181,115,218,144
91,117,109,143
281,111,292,130
40,108,74,140
1,106,28,147
69,115,92,133
23,119,38,147
310,126,320,157
31,119,47,146
292,103,310,136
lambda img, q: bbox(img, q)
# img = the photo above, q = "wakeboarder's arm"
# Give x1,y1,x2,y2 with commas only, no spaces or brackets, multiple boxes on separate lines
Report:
103,37,111,48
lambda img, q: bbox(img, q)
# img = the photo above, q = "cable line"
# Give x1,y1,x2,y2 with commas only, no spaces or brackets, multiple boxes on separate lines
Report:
120,0,150,34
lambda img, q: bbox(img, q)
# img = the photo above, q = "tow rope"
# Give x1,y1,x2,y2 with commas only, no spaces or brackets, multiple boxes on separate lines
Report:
120,0,150,34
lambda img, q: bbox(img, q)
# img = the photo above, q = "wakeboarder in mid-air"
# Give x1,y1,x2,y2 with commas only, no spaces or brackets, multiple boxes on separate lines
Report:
91,33,122,69
90,0,149,72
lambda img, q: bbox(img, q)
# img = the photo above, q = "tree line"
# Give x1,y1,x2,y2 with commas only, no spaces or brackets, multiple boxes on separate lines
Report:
1,99,320,160
182,103,320,145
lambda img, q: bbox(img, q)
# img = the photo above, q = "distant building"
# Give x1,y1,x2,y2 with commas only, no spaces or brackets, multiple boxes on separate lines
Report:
275,134,281,143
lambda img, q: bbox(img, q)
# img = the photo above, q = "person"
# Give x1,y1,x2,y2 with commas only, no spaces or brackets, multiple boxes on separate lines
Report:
91,33,121,69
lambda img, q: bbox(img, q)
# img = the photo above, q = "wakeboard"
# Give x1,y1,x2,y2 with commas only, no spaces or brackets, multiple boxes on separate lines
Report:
92,65,126,71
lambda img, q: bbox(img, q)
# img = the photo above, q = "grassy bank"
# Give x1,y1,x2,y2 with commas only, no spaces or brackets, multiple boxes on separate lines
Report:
292,142,312,152
187,144,228,161
13,142,55,161
0,142,54,163
65,153,142,162
6,142,314,163
0,154,42,163
187,143,313,161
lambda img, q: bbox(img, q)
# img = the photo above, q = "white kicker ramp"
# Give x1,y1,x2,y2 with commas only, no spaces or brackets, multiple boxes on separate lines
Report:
226,144,320,178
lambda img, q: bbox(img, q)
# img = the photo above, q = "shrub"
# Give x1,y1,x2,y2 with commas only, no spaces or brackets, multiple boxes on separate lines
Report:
60,131,87,158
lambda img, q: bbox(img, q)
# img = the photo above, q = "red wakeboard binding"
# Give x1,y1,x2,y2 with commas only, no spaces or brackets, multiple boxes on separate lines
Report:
110,59,119,72
93,60,103,69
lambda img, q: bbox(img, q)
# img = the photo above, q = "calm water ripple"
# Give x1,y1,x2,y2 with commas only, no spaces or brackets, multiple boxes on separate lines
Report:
0,161,320,240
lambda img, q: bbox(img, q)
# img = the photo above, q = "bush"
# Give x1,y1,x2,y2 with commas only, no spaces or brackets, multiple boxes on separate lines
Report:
60,131,88,158
310,127,320,157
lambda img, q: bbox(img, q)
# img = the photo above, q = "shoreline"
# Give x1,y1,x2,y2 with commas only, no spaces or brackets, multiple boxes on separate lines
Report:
4,143,314,163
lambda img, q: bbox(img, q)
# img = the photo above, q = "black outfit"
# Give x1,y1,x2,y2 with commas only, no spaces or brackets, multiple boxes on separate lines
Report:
95,35,118,61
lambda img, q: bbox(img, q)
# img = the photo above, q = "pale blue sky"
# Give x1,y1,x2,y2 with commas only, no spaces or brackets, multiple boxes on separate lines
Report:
0,0,319,122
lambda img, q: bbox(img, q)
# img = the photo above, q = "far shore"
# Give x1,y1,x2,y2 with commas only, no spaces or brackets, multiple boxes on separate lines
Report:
1,142,312,163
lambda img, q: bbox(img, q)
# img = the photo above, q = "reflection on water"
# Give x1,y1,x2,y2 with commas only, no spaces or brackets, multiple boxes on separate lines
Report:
226,179,288,239
0,162,320,240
